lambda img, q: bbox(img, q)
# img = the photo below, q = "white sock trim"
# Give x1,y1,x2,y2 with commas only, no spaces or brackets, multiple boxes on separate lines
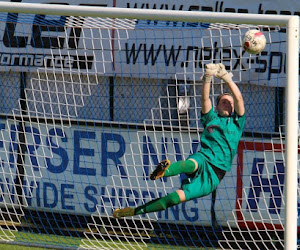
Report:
187,158,198,173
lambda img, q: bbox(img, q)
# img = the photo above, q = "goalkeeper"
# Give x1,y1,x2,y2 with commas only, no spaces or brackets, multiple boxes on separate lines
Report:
113,63,245,219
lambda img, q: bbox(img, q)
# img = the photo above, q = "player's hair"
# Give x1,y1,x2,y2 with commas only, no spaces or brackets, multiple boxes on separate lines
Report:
216,92,233,105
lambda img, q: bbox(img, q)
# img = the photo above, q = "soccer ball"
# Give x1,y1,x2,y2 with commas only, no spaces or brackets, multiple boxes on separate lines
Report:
242,29,266,54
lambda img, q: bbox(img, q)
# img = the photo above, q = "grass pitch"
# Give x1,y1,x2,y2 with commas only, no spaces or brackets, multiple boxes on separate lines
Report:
0,230,201,249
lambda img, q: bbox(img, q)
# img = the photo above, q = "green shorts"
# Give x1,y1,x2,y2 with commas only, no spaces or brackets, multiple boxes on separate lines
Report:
182,152,220,201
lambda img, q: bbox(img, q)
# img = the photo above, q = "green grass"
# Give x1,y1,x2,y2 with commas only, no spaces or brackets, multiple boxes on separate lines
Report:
0,244,45,250
0,230,201,249
0,231,79,249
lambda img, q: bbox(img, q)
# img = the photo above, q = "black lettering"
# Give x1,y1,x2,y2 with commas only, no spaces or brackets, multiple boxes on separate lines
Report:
163,45,182,66
171,4,183,10
265,10,277,15
144,44,162,65
127,3,145,8
188,5,199,11
219,1,224,12
237,9,248,13
212,42,219,64
184,46,199,68
198,47,213,68
72,55,94,70
3,13,28,48
201,6,213,12
232,49,247,70
68,17,84,49
158,4,167,10
126,3,137,8
222,48,232,63
125,43,143,64
255,51,268,73
280,11,291,15
268,52,283,80
258,4,263,14
224,8,236,13
31,15,66,48
0,53,90,69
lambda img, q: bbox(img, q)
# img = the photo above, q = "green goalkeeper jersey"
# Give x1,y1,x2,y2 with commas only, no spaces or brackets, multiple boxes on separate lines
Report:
200,108,245,172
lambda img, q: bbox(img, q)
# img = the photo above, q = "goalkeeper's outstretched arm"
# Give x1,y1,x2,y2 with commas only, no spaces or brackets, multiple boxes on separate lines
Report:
226,79,245,116
201,64,218,114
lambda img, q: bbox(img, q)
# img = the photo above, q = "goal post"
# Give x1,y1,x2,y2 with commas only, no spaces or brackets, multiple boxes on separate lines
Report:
284,15,299,250
0,2,297,249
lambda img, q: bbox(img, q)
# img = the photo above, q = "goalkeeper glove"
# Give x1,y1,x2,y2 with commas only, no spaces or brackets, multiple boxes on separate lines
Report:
203,63,218,83
215,63,232,83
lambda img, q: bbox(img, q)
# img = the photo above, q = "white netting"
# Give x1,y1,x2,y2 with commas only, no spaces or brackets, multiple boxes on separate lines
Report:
0,9,294,249
0,15,135,242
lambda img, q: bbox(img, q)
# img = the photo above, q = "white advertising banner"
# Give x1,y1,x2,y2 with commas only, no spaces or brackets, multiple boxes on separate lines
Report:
0,0,296,86
0,120,296,228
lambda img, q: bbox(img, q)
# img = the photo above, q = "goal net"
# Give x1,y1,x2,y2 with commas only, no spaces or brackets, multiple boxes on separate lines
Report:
0,3,298,249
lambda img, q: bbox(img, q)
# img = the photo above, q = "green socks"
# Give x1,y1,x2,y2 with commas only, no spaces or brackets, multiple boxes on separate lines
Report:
134,160,196,216
135,191,181,215
164,160,196,177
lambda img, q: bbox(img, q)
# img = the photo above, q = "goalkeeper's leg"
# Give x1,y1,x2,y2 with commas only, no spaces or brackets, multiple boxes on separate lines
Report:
150,159,197,180
113,190,185,219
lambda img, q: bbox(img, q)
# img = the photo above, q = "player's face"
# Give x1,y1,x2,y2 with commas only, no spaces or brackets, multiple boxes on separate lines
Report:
216,95,234,117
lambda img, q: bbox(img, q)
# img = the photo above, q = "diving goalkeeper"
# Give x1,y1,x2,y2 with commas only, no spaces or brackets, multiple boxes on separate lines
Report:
113,63,245,219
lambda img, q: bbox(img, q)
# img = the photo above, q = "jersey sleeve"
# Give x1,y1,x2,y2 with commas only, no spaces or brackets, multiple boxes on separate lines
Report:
201,108,217,127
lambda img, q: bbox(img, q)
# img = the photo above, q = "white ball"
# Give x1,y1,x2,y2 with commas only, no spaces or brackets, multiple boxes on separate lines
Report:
242,29,266,54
